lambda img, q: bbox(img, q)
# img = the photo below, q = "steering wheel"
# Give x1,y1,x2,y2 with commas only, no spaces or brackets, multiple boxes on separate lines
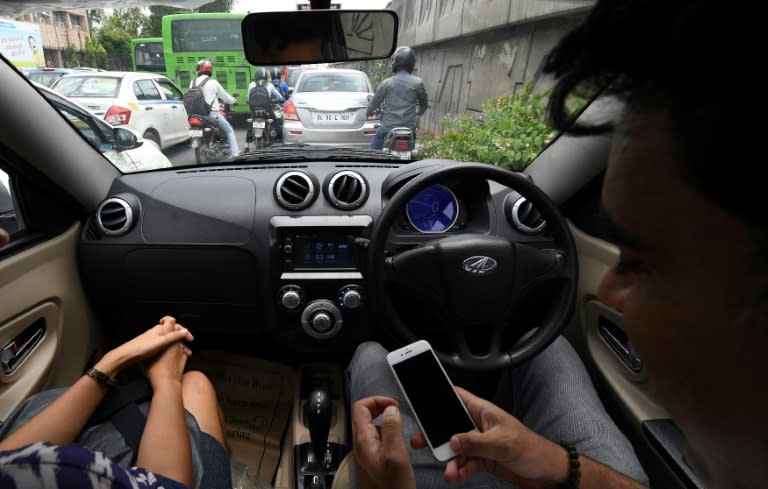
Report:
369,163,578,370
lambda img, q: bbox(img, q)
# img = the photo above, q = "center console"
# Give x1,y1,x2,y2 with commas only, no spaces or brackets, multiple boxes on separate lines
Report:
270,216,372,346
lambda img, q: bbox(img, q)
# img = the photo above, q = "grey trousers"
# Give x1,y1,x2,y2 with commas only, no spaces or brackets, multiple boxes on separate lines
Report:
347,338,648,488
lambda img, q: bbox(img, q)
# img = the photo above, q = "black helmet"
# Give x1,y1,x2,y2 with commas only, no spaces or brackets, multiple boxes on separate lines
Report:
390,46,416,74
254,67,269,82
196,59,213,75
271,67,282,80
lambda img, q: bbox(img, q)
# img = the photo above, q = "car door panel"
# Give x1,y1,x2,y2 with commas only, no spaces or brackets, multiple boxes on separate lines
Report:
154,78,189,146
0,224,100,420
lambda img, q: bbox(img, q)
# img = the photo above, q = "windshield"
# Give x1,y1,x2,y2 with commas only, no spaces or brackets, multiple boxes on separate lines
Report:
171,19,243,52
0,2,589,173
28,71,66,87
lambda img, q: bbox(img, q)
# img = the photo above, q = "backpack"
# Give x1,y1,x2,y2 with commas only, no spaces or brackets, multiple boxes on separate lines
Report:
183,77,212,116
248,83,272,113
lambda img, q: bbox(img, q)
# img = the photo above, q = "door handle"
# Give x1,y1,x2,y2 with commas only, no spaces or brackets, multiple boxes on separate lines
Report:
1,320,46,374
171,105,179,109
598,317,643,372
144,106,153,111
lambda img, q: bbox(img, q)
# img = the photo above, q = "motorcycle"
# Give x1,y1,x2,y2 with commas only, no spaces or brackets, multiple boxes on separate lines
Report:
382,127,415,160
245,102,283,151
188,99,236,164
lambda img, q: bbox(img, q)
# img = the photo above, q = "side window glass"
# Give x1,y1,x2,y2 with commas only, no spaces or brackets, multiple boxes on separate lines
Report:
56,106,107,152
0,170,21,236
134,80,162,101
156,80,183,101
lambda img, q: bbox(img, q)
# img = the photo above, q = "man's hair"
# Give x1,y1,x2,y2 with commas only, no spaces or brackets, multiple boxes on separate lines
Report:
544,0,762,228
543,0,767,319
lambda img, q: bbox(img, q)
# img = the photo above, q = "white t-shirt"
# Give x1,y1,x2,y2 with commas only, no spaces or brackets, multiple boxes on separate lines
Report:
190,75,236,112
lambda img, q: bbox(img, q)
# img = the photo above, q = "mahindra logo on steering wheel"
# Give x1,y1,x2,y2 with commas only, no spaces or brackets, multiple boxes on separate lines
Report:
462,256,498,274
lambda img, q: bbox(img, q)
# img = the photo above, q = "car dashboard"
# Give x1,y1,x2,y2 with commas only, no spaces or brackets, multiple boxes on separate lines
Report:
78,160,554,356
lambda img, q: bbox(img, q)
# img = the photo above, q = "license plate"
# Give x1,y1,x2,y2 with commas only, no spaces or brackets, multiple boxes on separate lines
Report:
391,150,411,159
189,129,202,137
274,111,283,119
314,112,352,122
252,121,266,129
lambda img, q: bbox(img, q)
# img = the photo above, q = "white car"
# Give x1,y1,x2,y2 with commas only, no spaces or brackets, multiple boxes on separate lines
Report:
34,82,172,173
50,71,189,149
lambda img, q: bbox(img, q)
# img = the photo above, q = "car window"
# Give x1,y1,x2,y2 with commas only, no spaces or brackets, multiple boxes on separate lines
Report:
55,105,109,152
53,77,119,98
155,79,183,101
28,72,64,87
133,79,162,100
0,169,21,237
297,73,369,93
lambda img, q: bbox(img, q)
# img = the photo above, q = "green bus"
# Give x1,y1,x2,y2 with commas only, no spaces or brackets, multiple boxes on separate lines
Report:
131,38,166,76
162,13,256,113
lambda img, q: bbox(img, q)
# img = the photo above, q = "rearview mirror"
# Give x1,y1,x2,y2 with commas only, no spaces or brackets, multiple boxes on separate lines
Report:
242,10,398,65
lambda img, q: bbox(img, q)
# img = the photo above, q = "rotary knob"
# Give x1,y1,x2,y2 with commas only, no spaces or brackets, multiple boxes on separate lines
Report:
340,288,362,310
279,285,303,311
310,311,333,332
301,300,343,340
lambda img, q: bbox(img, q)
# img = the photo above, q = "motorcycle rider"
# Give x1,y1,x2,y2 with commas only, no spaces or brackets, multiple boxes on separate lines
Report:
190,59,240,157
367,46,428,150
247,67,282,143
271,67,290,100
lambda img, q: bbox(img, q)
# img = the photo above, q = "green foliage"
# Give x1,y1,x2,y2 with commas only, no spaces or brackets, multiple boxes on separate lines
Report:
63,44,80,67
96,16,134,70
418,85,555,171
144,1,235,38
83,37,107,69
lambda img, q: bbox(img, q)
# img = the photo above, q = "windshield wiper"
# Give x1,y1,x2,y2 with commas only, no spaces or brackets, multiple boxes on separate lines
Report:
234,145,406,163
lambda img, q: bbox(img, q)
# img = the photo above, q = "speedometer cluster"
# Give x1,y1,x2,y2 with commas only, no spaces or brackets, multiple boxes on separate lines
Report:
405,185,459,233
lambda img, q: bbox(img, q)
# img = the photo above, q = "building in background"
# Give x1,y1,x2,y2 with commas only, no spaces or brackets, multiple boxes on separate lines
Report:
0,10,90,68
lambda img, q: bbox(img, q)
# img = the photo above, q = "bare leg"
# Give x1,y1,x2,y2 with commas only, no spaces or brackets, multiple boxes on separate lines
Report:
181,371,230,455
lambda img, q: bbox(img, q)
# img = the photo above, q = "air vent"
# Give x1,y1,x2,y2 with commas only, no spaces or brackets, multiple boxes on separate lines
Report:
275,171,317,210
510,197,546,234
326,171,368,210
82,217,102,241
96,197,134,237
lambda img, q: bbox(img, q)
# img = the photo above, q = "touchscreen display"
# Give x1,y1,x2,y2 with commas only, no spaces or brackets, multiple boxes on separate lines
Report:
290,230,358,269
392,350,475,447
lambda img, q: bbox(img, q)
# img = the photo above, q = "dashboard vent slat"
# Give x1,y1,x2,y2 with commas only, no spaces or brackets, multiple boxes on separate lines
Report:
275,171,316,210
327,171,368,210
510,197,546,235
96,198,134,237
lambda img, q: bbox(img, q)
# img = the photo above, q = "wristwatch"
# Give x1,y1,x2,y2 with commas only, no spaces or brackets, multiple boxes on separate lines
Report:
85,367,119,391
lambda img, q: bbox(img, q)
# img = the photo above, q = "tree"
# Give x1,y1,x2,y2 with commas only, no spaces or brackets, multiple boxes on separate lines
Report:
96,16,133,70
112,8,149,37
197,0,235,13
83,37,108,69
144,1,234,38
86,9,106,32
63,44,80,67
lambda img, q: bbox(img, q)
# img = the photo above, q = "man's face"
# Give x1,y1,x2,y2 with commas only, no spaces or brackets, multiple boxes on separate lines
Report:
596,110,768,483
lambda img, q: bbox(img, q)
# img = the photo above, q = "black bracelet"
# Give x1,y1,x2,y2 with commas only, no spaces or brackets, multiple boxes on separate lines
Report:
85,367,119,391
558,442,581,489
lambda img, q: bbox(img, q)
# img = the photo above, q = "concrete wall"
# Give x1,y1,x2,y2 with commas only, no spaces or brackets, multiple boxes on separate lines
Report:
384,0,592,133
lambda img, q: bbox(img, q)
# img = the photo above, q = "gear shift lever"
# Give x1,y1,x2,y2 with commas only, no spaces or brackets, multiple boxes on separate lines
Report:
304,388,332,470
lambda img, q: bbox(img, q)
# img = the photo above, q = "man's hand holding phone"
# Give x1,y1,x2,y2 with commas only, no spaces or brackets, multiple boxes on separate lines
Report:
411,387,571,488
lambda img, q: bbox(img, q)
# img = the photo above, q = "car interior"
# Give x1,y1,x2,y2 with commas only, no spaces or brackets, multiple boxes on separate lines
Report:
0,2,704,489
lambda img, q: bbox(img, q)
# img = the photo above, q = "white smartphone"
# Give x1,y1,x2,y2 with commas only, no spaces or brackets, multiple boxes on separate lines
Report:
386,340,478,462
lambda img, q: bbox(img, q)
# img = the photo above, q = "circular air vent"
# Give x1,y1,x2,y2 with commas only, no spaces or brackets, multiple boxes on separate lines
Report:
275,171,317,210
96,197,134,236
510,197,546,234
326,171,368,210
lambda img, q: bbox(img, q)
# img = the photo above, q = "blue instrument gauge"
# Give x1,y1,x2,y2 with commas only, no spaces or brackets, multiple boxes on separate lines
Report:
406,185,459,233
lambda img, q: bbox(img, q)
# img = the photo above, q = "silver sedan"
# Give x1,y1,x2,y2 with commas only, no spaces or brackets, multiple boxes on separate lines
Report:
282,69,378,147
